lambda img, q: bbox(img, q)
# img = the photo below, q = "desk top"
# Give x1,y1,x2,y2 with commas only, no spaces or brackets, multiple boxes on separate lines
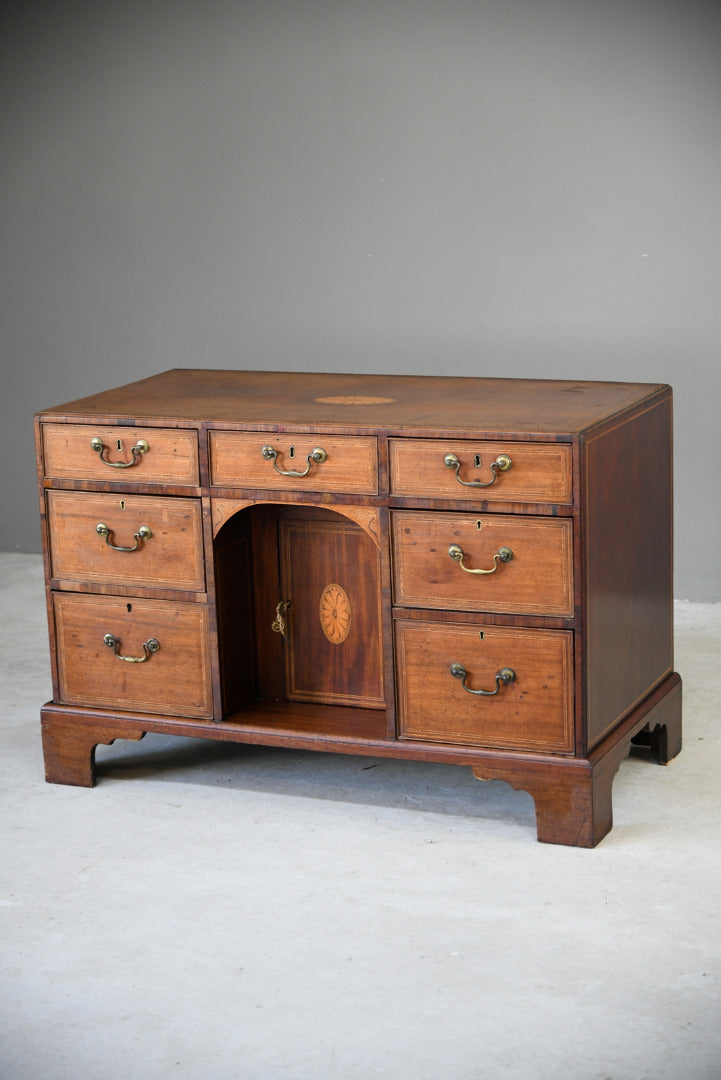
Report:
38,368,669,437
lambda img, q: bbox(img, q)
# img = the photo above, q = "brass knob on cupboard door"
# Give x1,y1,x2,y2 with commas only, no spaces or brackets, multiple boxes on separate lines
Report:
271,600,292,640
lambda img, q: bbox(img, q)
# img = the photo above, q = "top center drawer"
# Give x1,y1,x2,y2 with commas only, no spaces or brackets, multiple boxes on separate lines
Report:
209,432,378,494
389,439,572,505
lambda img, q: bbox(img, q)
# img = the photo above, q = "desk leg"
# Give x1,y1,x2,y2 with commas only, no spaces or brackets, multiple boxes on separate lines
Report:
41,705,146,787
472,673,682,846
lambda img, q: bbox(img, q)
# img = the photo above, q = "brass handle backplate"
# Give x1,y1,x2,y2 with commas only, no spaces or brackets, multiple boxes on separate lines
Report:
91,436,149,468
103,633,160,663
450,663,516,696
261,444,327,478
448,543,513,575
443,452,512,488
96,523,152,552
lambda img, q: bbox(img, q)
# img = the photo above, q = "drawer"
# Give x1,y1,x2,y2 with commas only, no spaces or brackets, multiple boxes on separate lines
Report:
395,620,574,752
46,491,205,592
392,511,573,616
389,439,572,504
209,431,378,494
42,424,199,485
53,593,213,718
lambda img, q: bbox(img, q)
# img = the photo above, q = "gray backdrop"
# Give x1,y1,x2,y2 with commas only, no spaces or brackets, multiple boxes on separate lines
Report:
3,1,719,600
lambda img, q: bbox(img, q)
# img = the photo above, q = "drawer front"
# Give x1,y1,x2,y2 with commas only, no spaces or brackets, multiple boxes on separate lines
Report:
54,593,213,718
42,424,199,485
47,491,205,592
389,439,572,504
209,431,378,494
395,620,574,752
392,511,573,616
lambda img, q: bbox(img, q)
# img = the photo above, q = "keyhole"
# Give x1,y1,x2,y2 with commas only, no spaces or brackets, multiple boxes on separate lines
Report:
478,631,484,641
474,453,482,468
289,445,296,458
127,603,132,613
120,500,126,511
476,520,482,530
117,439,123,452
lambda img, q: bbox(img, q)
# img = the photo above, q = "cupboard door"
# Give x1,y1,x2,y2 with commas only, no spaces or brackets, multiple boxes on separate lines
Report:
277,510,385,708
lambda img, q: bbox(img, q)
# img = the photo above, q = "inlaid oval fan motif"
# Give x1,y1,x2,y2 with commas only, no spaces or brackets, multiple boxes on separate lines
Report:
319,583,352,644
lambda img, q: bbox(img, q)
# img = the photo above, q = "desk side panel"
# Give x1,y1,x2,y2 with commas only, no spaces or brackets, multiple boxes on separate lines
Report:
583,393,675,750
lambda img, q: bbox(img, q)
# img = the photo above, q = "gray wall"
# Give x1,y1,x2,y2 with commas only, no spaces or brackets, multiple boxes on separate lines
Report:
3,0,720,599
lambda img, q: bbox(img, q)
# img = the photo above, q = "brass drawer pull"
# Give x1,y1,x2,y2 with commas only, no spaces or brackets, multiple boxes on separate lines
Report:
103,633,160,663
443,452,511,488
448,543,513,575
96,523,152,552
91,436,149,468
450,663,516,696
261,444,327,478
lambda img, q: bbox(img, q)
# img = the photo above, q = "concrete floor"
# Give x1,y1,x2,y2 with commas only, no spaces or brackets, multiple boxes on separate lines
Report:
1,552,720,1080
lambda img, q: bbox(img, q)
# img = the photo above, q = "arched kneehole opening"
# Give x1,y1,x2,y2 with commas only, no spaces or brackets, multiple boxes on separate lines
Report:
213,504,386,725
